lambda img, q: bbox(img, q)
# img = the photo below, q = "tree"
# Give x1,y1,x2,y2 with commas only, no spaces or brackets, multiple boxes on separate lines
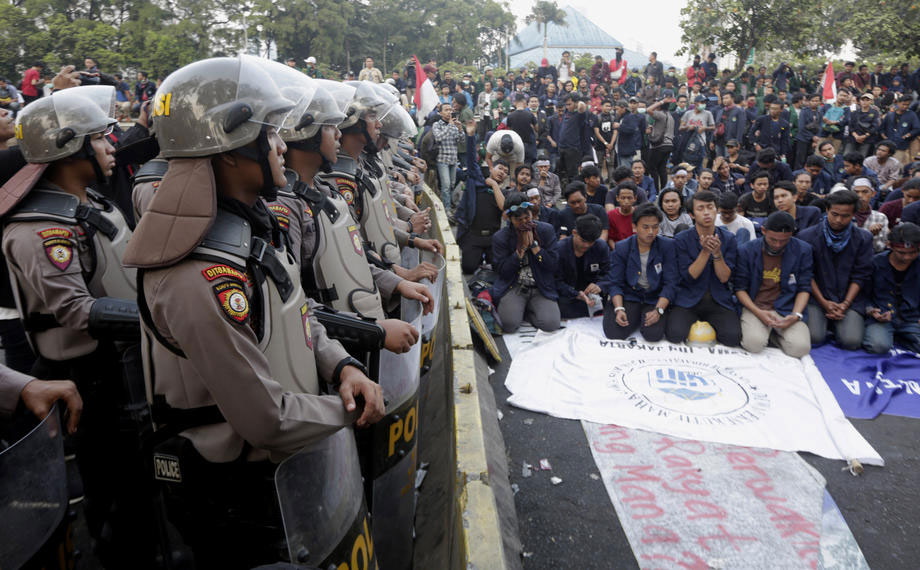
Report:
678,0,846,73
524,0,566,61
844,0,920,60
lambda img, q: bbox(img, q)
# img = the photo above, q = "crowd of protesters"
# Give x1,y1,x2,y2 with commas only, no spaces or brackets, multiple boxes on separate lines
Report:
405,51,920,358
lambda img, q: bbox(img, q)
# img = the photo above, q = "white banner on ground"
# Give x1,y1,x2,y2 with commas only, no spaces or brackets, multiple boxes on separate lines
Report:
582,423,869,569
505,324,882,465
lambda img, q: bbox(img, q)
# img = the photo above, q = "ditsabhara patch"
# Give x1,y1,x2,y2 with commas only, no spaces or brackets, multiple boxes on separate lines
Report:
42,238,74,271
268,204,291,230
336,178,357,206
201,264,247,283
36,227,73,240
213,281,250,324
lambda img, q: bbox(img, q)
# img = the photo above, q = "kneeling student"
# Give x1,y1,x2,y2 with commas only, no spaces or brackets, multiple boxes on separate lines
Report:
552,214,610,319
863,222,920,354
603,203,678,341
734,211,813,357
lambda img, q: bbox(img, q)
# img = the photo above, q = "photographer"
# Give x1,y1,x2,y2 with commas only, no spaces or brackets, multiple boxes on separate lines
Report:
491,192,561,333
431,102,465,209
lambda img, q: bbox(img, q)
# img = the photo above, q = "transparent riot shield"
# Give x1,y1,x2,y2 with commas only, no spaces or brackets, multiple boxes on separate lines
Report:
0,405,67,569
418,250,446,380
400,245,419,271
370,296,423,569
275,427,377,569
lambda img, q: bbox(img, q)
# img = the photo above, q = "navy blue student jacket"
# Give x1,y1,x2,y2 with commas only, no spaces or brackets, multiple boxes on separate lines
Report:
552,237,611,301
455,134,487,240
866,251,920,322
733,237,813,318
797,222,873,314
900,201,920,225
603,235,679,305
794,205,823,233
491,220,560,301
673,226,738,310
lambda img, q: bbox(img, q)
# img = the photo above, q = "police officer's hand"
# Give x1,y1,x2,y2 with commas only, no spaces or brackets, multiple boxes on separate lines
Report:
410,208,431,233
338,367,385,427
52,65,82,91
380,318,420,353
20,379,83,435
397,280,435,314
402,261,439,283
413,237,443,254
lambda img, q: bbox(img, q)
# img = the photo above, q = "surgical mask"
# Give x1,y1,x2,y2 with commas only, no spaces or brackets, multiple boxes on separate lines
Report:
696,104,705,111
637,108,647,114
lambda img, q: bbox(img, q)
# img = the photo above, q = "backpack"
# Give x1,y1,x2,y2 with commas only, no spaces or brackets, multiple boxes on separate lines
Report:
419,128,440,165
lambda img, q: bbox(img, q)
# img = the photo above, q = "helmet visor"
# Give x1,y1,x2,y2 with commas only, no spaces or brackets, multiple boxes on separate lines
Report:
237,55,296,129
50,85,117,138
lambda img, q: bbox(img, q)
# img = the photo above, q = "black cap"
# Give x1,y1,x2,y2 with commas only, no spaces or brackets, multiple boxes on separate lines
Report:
890,222,920,247
694,95,708,103
764,211,796,233
725,139,740,147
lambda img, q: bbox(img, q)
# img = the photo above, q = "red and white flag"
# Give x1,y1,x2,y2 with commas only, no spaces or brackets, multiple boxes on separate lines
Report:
413,55,439,126
820,61,837,104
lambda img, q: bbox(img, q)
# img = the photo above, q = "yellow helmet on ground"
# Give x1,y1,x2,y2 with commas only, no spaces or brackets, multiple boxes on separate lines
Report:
687,321,716,346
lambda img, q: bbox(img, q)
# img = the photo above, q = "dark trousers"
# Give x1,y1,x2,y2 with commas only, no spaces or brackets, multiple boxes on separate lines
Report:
559,297,591,319
558,147,581,185
792,139,813,171
603,300,667,341
665,293,741,346
459,233,494,274
647,145,673,192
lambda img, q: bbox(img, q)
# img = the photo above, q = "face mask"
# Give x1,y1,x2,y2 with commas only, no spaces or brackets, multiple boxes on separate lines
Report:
696,104,705,111
637,108,647,114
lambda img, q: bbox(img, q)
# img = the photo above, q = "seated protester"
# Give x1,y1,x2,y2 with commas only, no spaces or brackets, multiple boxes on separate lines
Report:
841,151,880,193
711,156,744,196
662,166,697,200
797,190,873,350
456,129,504,274
552,214,611,318
606,165,649,208
862,222,920,354
695,168,721,197
863,140,901,193
486,129,525,173
657,188,693,238
773,180,821,234
715,192,755,245
491,192,561,332
631,159,658,202
607,182,638,247
880,178,920,229
901,199,920,226
524,186,557,227
512,163,534,193
556,182,609,241
603,203,678,341
818,139,846,182
848,178,889,252
580,164,609,207
734,211,813,357
738,170,776,219
665,191,742,346
797,154,836,195
793,169,824,209
738,148,793,192
534,150,562,207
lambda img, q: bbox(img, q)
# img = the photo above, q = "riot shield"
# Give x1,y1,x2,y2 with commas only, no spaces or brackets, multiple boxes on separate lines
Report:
417,250,446,380
370,296,423,569
275,427,377,569
0,405,67,569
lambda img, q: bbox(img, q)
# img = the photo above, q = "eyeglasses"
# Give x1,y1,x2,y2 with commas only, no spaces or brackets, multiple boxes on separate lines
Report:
505,202,533,215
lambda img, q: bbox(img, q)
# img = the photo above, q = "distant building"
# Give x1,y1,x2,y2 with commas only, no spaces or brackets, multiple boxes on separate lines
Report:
508,5,652,71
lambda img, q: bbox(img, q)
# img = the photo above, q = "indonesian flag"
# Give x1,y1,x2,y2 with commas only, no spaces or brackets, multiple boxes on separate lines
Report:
413,55,438,126
820,61,837,104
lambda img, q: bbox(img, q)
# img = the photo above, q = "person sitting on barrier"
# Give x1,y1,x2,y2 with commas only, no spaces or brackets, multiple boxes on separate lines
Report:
603,203,678,341
665,191,741,346
552,214,610,319
715,192,755,245
734,211,813,357
491,192,560,333
862,222,920,354
556,182,609,241
797,189,873,350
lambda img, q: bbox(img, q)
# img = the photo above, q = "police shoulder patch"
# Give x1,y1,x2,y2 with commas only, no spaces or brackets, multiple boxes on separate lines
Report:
42,236,74,271
268,204,292,230
213,281,250,324
336,178,357,206
201,264,247,283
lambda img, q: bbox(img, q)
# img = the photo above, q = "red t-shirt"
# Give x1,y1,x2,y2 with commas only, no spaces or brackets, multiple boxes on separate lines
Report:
608,208,635,243
21,68,40,97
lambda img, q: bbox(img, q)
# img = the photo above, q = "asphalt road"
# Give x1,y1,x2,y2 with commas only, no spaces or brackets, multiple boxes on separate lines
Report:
489,336,920,570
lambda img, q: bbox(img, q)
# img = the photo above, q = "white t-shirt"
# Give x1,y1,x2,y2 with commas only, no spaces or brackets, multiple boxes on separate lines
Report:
486,130,525,167
716,214,756,241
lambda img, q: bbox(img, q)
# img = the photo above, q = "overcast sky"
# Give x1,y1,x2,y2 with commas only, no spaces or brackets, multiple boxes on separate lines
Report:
507,0,689,67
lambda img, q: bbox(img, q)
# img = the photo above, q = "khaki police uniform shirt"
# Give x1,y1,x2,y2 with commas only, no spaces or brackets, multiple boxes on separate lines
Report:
143,256,356,463
0,365,35,416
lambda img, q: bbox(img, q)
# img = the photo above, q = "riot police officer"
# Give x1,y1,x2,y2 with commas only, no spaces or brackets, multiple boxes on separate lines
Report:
121,56,385,568
0,85,154,566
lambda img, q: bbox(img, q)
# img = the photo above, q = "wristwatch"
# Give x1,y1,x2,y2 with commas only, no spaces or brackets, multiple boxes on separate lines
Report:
793,312,804,321
656,307,665,316
530,240,540,250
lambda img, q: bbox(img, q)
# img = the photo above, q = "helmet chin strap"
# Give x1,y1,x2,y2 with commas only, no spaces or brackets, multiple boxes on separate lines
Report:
285,131,334,173
78,136,107,186
232,126,278,201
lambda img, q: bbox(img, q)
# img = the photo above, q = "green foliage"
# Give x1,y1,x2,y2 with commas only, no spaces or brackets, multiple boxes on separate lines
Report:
845,0,920,60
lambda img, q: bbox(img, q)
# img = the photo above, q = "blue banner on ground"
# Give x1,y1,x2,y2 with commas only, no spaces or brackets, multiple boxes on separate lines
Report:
809,345,920,419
